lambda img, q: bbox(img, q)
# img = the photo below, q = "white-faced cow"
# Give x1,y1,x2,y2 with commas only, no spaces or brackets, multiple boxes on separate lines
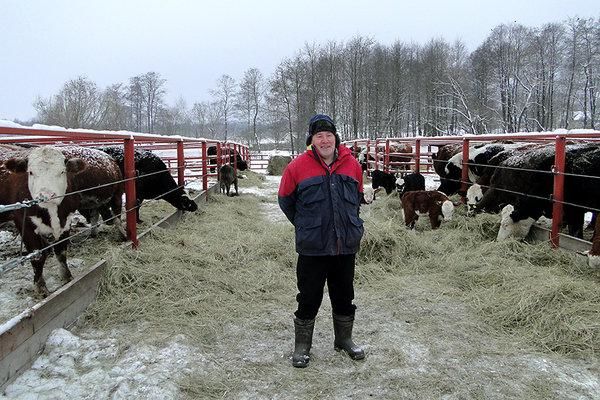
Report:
401,190,454,230
475,143,600,241
98,146,199,223
437,142,523,196
1,146,85,296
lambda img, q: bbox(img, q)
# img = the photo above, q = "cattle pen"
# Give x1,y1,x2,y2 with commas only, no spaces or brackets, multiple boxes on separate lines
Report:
0,124,600,398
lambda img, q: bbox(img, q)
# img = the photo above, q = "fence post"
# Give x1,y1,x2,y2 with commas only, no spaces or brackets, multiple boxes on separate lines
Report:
202,142,208,194
123,138,138,249
177,140,185,188
414,139,421,173
551,135,566,248
460,138,470,198
385,139,390,173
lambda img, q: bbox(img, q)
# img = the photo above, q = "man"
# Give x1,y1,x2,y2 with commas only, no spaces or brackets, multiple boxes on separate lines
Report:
278,114,366,368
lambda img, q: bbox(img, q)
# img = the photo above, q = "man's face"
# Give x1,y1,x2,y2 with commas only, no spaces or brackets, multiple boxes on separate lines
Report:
311,131,336,160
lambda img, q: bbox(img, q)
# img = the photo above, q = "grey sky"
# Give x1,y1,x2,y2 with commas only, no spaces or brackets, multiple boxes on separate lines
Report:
1,0,597,121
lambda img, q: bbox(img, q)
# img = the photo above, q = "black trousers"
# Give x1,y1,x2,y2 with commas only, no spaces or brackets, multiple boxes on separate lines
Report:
294,254,357,320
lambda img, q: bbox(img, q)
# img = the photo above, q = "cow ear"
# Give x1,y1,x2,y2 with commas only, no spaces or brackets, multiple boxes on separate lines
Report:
65,157,85,173
4,158,27,172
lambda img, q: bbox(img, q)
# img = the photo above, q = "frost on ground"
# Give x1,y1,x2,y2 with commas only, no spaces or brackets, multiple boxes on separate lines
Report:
3,328,200,400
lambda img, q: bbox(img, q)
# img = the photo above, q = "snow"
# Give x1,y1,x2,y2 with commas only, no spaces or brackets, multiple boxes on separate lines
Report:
3,329,198,400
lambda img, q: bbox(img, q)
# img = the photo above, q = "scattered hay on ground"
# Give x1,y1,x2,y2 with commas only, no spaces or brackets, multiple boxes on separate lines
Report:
80,185,599,398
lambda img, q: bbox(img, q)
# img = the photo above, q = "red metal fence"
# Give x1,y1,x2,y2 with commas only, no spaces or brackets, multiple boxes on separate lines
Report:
345,131,600,249
0,125,249,250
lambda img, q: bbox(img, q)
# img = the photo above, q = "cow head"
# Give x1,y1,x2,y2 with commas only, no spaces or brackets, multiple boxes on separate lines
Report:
496,204,535,241
395,177,405,193
441,200,454,221
362,187,375,204
5,147,84,206
466,184,484,214
174,193,198,212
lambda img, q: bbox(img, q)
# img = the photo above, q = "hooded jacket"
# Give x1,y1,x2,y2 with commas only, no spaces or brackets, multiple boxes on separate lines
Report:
278,145,364,256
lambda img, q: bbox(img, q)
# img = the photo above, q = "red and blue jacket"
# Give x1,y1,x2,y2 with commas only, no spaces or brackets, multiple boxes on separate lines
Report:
278,145,364,256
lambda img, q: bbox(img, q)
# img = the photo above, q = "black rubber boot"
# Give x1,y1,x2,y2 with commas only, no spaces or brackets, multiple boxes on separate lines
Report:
292,317,315,368
333,313,365,360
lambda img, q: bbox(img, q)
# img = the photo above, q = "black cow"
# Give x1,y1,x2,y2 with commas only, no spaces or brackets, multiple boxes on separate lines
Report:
437,143,517,196
395,172,425,197
98,146,198,223
476,143,600,240
207,146,248,173
371,170,396,195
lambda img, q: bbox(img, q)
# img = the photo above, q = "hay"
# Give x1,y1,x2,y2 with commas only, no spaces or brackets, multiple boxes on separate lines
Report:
266,155,291,175
86,191,297,347
80,181,600,398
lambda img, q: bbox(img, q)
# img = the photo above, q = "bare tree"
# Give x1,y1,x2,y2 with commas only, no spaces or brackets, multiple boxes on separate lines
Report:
34,76,103,129
237,68,265,151
210,74,236,141
141,72,166,133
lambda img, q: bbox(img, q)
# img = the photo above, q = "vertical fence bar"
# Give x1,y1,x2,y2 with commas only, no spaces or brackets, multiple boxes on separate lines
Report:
366,140,371,174
414,139,421,173
374,140,380,171
216,143,222,176
202,142,208,194
123,138,138,249
384,139,390,173
551,135,566,248
460,138,470,198
177,140,185,188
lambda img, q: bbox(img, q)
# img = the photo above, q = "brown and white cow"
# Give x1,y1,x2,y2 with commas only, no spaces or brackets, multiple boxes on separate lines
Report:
60,146,126,238
401,190,454,230
1,146,85,296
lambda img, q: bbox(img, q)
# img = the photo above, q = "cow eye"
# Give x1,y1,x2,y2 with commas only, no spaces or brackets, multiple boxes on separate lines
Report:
29,171,33,176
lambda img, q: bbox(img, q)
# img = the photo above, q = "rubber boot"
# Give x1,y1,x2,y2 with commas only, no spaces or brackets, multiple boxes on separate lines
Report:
292,317,315,368
333,313,365,360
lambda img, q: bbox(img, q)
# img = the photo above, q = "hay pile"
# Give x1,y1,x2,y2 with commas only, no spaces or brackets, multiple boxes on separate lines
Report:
266,155,291,175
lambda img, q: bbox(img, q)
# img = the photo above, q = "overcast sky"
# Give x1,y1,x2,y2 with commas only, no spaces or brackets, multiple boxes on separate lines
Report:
1,0,597,121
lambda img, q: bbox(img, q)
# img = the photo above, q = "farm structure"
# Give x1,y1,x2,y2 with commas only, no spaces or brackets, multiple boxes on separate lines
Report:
1,124,600,394
344,132,600,255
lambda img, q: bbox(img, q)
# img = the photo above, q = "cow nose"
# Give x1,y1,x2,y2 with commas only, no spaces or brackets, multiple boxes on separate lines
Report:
38,190,57,202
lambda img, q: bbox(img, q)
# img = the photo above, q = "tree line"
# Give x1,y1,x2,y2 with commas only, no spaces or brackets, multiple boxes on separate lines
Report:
30,17,599,153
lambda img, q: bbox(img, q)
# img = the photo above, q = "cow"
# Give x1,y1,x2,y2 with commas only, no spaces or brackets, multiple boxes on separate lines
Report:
1,146,85,296
97,146,199,223
361,186,376,204
395,172,425,197
219,164,238,196
207,146,249,173
437,142,521,196
475,143,600,241
60,146,127,238
431,143,462,186
371,170,396,195
401,190,454,230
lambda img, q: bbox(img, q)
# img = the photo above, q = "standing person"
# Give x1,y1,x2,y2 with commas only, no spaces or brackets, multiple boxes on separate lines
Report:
278,114,366,368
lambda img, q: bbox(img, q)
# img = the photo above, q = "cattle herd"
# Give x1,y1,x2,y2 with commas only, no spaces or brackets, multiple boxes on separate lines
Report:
0,143,244,296
357,140,600,268
2,139,599,297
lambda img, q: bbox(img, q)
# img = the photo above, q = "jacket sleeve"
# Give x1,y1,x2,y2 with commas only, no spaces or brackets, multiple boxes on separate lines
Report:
278,166,297,224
